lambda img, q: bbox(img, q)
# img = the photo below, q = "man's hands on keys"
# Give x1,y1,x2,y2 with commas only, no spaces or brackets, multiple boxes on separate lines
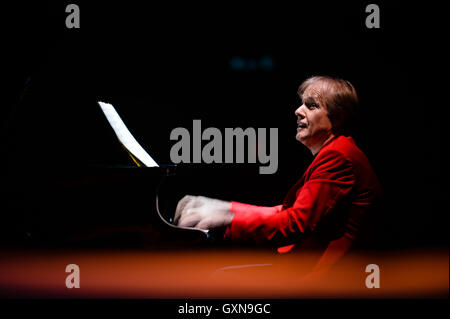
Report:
174,195,234,231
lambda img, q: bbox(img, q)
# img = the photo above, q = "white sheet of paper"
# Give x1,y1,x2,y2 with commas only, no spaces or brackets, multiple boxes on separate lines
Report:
98,101,159,167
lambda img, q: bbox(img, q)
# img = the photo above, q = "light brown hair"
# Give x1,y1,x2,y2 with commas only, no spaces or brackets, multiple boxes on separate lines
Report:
298,76,359,136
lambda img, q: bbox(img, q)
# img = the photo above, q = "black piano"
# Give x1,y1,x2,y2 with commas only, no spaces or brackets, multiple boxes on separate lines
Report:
3,163,282,249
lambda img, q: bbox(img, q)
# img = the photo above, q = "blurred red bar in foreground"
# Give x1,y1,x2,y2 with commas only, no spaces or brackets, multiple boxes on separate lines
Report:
0,248,447,298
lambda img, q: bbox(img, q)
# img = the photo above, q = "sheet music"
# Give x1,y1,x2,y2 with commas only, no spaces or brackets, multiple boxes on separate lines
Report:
98,101,159,167
98,101,208,237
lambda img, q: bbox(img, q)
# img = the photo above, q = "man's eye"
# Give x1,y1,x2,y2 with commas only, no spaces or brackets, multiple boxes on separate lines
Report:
306,103,318,109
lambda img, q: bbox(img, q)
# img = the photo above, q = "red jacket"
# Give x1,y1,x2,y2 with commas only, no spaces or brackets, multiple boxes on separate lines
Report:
225,136,382,271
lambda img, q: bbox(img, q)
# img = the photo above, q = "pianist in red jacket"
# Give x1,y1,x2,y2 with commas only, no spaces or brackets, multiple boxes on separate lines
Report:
174,75,382,274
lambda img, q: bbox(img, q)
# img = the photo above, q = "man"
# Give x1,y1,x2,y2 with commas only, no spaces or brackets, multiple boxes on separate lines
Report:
174,76,382,273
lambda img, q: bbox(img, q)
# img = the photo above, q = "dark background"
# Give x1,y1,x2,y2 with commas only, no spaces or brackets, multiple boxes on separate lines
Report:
1,1,444,249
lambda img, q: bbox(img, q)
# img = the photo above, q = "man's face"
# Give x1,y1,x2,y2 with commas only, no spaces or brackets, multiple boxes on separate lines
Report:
295,85,334,152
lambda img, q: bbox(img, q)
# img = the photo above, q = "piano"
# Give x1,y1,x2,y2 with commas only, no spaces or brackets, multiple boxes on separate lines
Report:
2,96,279,249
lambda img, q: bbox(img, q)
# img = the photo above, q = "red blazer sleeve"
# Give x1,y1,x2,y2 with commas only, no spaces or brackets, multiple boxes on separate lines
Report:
225,149,356,245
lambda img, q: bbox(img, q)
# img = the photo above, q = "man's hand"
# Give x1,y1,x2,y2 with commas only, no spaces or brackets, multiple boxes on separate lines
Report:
174,195,233,230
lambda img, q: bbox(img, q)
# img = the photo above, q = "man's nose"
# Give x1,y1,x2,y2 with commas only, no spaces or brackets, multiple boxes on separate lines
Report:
295,105,305,118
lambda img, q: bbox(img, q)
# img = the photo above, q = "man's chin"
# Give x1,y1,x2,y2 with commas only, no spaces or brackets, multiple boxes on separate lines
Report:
296,133,311,146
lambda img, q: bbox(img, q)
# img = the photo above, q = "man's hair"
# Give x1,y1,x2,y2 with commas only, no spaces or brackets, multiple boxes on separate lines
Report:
298,75,359,136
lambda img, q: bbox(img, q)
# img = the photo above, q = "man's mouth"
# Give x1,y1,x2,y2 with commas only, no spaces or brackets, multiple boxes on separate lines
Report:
297,122,307,129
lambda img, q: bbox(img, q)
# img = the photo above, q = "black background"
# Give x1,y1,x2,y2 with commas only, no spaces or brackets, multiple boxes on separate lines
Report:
1,1,444,249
